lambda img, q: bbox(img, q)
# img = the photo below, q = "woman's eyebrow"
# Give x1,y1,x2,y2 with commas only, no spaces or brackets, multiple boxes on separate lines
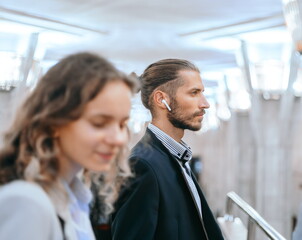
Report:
88,114,130,121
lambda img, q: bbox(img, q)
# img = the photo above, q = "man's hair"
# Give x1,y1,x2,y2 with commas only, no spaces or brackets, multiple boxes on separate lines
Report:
140,58,199,113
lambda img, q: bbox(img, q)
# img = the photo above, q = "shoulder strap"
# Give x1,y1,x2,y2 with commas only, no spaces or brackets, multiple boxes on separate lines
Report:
58,216,66,240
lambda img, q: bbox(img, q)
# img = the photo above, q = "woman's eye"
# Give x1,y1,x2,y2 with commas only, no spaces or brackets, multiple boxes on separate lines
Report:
91,122,106,128
120,121,128,129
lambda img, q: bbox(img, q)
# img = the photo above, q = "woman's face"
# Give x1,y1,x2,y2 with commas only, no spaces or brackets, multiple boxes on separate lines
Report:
56,80,132,179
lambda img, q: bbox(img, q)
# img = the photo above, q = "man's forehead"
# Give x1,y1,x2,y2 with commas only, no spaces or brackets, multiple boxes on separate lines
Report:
178,70,203,86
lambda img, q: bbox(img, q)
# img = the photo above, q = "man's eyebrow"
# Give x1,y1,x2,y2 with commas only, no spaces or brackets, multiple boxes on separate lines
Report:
189,87,202,91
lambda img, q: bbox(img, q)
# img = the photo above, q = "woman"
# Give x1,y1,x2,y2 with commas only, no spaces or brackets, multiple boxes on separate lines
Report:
0,52,136,240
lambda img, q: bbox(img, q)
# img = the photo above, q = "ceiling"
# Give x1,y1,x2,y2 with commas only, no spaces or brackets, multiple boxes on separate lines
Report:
0,0,286,75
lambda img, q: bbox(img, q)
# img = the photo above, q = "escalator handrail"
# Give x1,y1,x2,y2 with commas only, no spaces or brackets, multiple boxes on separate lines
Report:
226,191,286,240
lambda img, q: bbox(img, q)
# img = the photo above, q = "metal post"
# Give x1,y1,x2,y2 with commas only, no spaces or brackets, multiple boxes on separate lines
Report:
239,39,253,93
279,48,300,139
19,32,39,84
247,218,256,240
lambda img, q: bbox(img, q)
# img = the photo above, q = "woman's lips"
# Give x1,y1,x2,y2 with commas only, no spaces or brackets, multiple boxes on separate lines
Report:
97,152,115,161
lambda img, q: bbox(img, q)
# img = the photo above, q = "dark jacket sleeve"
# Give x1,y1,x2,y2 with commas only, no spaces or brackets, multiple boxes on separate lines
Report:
111,158,159,240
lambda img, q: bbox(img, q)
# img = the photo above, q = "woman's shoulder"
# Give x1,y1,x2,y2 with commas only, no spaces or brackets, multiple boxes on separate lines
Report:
1,180,45,195
0,180,53,209
0,181,63,239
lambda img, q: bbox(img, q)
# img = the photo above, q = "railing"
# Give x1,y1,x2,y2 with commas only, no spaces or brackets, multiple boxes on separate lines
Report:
223,191,286,240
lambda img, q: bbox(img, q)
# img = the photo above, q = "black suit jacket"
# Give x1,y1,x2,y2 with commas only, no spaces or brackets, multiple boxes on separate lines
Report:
111,129,224,240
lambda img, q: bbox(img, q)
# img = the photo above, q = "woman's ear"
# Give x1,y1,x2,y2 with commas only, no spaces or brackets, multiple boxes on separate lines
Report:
52,128,60,138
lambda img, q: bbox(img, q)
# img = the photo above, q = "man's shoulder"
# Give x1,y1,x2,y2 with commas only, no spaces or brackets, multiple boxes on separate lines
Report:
129,137,175,175
131,135,166,160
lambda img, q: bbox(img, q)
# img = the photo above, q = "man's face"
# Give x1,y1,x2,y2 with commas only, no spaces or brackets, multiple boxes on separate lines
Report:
167,70,210,131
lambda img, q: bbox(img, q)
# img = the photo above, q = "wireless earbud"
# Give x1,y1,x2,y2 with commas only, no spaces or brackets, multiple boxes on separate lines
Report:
161,99,171,111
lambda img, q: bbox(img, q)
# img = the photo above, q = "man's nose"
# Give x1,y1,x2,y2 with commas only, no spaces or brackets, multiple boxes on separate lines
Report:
199,94,210,109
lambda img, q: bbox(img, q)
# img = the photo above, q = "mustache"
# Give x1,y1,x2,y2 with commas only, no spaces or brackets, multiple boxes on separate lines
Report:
193,109,206,117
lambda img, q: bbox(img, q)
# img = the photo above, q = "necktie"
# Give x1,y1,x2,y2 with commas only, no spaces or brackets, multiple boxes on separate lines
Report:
181,159,202,217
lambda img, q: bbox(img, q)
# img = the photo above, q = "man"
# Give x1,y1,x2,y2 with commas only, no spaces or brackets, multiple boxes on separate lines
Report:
111,59,224,240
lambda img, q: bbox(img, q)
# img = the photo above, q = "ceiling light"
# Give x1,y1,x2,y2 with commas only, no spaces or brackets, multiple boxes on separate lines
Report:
246,41,291,99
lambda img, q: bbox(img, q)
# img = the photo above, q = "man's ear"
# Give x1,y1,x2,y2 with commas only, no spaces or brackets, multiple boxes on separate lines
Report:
153,90,170,110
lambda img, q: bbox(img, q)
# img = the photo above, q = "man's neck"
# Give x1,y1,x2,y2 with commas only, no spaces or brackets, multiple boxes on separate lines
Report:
151,119,184,142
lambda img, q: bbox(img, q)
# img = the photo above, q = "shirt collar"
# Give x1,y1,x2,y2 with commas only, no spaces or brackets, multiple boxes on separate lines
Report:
46,176,94,240
148,123,192,161
64,176,93,206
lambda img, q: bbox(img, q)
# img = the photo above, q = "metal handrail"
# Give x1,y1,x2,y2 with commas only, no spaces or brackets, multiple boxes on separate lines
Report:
225,191,286,240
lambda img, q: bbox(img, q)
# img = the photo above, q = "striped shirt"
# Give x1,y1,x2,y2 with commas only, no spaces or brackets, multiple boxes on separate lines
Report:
148,123,192,162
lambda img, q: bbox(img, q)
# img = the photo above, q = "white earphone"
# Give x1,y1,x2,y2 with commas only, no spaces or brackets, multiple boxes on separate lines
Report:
161,99,171,111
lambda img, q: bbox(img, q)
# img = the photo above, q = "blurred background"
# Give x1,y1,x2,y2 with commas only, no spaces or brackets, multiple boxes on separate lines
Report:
1,0,302,239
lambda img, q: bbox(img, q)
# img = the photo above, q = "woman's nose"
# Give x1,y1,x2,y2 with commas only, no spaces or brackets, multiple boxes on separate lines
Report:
105,125,128,147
